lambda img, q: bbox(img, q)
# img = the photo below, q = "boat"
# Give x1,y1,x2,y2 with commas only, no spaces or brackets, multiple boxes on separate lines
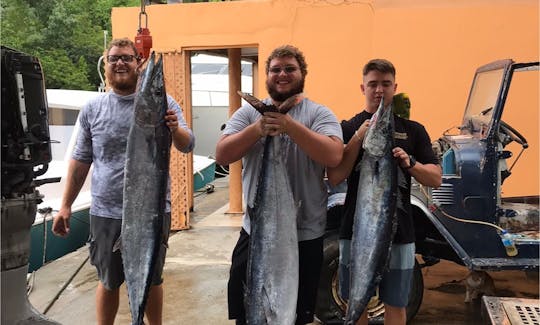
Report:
28,89,98,272
28,53,249,271
30,88,222,271
190,53,253,179
193,155,216,191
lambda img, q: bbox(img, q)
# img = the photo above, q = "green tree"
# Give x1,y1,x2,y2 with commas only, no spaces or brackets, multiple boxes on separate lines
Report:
1,0,44,51
39,48,94,90
2,0,140,90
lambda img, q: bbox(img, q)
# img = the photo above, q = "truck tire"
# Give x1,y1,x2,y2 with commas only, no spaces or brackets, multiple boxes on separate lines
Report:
315,233,424,324
407,260,424,321
315,232,347,324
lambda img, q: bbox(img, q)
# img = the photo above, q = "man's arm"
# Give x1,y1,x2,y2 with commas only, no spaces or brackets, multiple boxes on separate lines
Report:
262,111,343,167
327,120,370,186
215,121,263,166
285,117,343,168
393,147,442,188
406,161,442,188
52,159,91,237
165,108,194,152
171,126,192,152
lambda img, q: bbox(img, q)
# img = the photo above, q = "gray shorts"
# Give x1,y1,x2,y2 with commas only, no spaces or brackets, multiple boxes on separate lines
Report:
88,214,171,290
339,239,415,308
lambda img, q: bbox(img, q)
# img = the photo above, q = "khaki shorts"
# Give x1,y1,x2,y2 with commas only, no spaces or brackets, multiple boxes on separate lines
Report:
88,214,171,290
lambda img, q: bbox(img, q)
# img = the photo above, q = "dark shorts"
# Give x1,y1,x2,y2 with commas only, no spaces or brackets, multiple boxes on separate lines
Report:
88,214,171,290
227,228,323,325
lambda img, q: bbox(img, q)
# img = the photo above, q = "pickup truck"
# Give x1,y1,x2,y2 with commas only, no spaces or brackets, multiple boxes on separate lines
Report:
316,59,539,324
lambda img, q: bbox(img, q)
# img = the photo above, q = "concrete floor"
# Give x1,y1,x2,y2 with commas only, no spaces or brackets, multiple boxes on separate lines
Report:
26,176,539,324
29,177,239,325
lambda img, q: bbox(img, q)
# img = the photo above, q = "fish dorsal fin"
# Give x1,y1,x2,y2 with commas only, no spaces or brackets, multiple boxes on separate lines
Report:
112,236,122,252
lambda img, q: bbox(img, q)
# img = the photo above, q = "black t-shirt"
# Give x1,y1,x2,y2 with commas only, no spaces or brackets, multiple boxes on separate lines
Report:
338,110,438,244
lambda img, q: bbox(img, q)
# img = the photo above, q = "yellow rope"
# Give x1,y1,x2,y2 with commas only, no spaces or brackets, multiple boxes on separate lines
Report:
418,185,504,232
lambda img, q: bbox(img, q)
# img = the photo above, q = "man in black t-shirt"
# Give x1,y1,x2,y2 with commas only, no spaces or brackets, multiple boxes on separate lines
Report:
327,59,441,325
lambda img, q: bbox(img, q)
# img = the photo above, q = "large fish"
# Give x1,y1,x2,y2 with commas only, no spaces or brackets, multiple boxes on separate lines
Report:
238,91,301,325
122,52,171,325
345,98,398,324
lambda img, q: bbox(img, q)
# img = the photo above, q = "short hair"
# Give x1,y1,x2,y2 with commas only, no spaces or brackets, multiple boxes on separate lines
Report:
363,59,396,78
265,45,308,76
107,38,139,59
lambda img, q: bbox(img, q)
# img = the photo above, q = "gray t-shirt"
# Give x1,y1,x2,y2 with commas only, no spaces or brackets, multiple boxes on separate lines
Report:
73,90,194,219
223,97,343,241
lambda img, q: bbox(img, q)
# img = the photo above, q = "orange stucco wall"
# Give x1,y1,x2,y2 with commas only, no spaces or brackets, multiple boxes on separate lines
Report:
111,0,539,197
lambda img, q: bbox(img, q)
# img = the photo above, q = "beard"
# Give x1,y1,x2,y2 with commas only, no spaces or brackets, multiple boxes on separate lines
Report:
266,78,305,102
106,68,138,93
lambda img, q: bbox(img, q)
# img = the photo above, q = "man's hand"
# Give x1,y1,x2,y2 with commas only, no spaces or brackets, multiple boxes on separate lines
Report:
392,147,412,169
355,119,371,142
164,109,180,133
52,207,72,237
260,111,293,137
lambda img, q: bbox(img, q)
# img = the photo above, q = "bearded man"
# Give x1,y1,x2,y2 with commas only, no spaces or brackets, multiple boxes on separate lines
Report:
216,44,343,325
52,38,194,325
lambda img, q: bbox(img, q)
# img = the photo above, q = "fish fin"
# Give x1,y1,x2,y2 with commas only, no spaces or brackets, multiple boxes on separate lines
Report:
354,160,362,172
396,168,407,214
112,236,122,252
261,284,277,322
242,280,250,315
247,205,256,220
397,166,407,188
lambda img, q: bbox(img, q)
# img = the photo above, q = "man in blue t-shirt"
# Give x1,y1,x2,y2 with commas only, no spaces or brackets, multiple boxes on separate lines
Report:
52,38,194,325
216,45,343,325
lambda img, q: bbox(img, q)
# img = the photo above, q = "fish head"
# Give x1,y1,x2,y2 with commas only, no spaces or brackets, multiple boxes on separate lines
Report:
277,93,303,114
237,91,275,115
134,52,167,128
363,97,395,157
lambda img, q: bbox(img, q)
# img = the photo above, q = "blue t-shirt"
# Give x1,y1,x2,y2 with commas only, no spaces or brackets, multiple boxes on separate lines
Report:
223,97,343,241
73,90,194,219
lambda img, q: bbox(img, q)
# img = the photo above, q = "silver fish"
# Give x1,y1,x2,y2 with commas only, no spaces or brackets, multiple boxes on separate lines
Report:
239,92,300,325
122,52,171,325
345,98,398,324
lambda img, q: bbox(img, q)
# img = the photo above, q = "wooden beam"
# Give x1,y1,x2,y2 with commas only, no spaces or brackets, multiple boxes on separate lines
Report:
227,48,243,214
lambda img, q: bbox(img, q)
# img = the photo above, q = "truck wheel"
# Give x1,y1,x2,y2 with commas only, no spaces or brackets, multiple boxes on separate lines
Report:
406,259,424,322
315,232,347,323
315,234,424,324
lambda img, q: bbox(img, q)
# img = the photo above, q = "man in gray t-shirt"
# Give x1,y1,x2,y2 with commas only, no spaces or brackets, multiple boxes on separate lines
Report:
52,38,194,325
216,45,343,325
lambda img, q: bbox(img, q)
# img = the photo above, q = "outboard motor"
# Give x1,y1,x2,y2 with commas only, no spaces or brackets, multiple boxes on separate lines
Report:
1,45,60,325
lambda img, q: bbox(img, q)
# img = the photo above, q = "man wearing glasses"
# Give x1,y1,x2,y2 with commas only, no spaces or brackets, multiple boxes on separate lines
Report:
52,38,194,325
216,45,343,325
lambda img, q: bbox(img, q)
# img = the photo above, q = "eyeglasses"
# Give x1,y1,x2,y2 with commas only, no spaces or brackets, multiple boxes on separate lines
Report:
269,66,299,74
107,55,137,64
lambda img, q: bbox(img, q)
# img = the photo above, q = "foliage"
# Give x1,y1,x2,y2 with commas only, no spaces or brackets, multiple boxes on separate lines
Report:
1,0,139,90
